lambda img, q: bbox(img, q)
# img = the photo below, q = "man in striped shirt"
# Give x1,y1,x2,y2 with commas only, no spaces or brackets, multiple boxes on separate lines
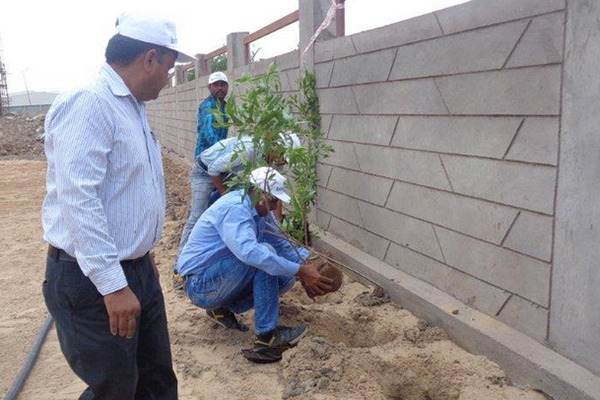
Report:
41,13,193,399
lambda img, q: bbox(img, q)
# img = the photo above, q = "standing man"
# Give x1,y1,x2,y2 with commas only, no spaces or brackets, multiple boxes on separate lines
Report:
173,71,229,289
42,12,193,399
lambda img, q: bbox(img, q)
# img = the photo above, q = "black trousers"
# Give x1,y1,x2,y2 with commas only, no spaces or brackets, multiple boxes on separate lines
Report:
43,247,178,400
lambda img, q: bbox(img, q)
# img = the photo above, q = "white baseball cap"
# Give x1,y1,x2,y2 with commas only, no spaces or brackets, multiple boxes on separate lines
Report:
250,167,291,203
115,12,196,63
208,71,229,85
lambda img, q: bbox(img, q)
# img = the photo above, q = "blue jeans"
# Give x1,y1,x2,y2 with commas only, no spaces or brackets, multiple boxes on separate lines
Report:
178,160,214,254
185,254,296,334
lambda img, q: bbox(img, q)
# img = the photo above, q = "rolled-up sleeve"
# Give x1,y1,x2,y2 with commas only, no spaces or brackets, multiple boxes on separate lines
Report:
49,91,127,295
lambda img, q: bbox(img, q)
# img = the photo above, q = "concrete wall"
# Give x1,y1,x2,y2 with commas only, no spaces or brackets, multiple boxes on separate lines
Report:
146,0,600,380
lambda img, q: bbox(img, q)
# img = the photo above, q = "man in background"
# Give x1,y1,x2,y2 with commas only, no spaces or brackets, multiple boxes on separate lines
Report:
173,71,230,289
42,12,193,399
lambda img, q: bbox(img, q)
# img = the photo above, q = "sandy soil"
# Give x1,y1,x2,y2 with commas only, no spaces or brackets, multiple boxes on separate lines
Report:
0,117,549,399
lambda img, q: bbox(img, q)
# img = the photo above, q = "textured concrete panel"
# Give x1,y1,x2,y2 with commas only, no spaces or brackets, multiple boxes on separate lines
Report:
329,115,397,145
316,163,332,188
328,217,390,260
506,12,565,68
314,35,357,63
353,80,448,115
392,116,521,158
386,181,518,244
316,209,332,230
506,118,559,166
442,155,557,214
317,187,363,226
351,13,442,54
551,0,600,377
385,243,510,316
436,0,565,35
321,114,333,138
275,50,300,71
329,49,396,87
390,20,527,80
504,212,553,262
436,227,551,306
436,66,561,115
497,295,549,342
327,168,393,206
286,69,300,92
323,140,361,170
358,201,444,261
354,144,452,191
318,87,359,114
315,62,334,88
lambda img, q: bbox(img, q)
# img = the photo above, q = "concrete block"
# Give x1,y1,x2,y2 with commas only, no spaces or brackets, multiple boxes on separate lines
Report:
317,231,600,400
504,211,553,262
385,243,510,316
323,140,361,170
285,68,300,91
386,181,518,244
328,217,390,260
327,168,393,206
316,163,332,188
506,118,559,166
329,48,396,87
441,155,557,214
275,50,299,71
390,20,527,80
278,71,292,92
497,295,549,342
551,0,600,376
353,80,448,115
316,209,332,230
435,66,562,115
506,12,565,68
314,35,357,63
392,116,521,158
351,13,442,54
315,61,334,88
357,201,444,262
318,87,359,114
436,0,565,35
436,227,551,306
320,115,333,137
329,115,397,145
316,187,363,226
354,144,452,191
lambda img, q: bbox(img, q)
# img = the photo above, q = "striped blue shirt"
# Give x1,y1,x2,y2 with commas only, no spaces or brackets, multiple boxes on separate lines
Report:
42,63,166,295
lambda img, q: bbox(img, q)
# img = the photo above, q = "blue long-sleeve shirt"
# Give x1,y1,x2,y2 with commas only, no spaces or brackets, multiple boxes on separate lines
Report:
194,94,228,159
176,190,309,278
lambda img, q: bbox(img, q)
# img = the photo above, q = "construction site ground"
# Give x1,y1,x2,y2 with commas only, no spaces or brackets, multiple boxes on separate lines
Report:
0,114,549,400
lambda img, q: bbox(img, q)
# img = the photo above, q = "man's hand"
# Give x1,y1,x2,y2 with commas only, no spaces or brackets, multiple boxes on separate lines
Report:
211,175,228,195
104,287,141,339
297,259,334,298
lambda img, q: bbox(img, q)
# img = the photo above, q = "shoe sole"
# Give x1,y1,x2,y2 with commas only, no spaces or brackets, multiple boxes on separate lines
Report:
288,326,308,346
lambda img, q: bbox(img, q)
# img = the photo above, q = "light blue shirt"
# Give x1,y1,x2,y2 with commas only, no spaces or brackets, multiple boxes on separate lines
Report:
177,190,309,278
42,63,166,295
200,136,256,176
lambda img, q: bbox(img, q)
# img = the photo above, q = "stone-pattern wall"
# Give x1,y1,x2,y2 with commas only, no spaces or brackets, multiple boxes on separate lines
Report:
147,50,301,162
313,0,566,343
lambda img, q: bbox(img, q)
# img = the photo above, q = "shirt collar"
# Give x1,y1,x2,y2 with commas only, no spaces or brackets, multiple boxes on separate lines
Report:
100,63,133,98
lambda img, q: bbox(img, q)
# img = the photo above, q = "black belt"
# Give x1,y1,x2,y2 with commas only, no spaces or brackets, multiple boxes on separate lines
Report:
48,245,148,265
197,159,208,171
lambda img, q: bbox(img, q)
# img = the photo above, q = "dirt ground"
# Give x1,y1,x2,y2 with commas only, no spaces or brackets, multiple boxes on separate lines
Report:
0,115,549,400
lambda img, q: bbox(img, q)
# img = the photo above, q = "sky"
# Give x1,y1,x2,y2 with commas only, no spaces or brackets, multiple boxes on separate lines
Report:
0,0,468,95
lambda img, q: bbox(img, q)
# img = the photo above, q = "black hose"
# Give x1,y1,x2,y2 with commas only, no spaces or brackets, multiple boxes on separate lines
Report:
3,314,54,400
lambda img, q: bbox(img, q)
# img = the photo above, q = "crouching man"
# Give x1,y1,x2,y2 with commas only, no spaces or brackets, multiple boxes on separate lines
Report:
176,167,332,363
